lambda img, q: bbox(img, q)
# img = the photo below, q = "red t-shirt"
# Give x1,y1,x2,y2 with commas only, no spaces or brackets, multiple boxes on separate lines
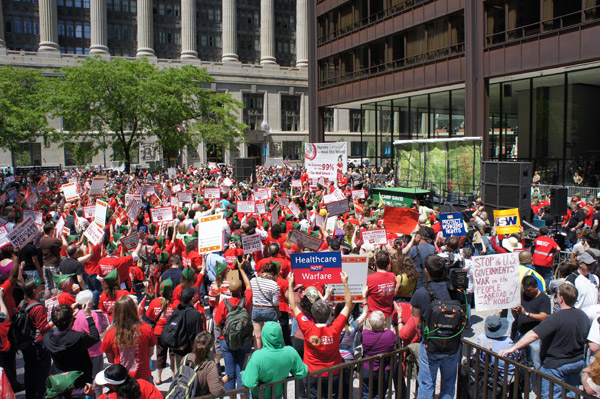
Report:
296,312,347,376
172,272,204,303
182,250,203,271
366,272,396,318
84,243,102,275
99,290,130,321
276,278,290,313
57,291,76,306
145,298,177,336
101,322,156,380
98,255,136,287
1,279,16,318
213,289,253,339
98,379,163,399
223,247,243,269
255,256,291,278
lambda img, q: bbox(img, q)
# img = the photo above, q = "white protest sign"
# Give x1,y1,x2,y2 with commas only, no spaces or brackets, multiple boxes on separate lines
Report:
326,199,350,217
120,234,139,251
330,256,369,303
126,201,140,222
351,189,366,200
361,228,387,245
314,214,325,228
23,210,43,227
83,205,95,219
84,222,105,246
197,214,224,253
204,187,220,199
236,201,256,213
288,229,322,251
125,194,135,206
256,202,266,214
254,189,269,201
222,178,233,187
133,194,142,205
168,168,177,178
305,142,347,181
55,217,65,238
89,176,106,196
242,233,263,254
178,192,193,203
9,218,40,249
288,201,301,217
291,180,302,188
150,207,174,223
61,182,79,201
142,185,155,195
472,252,521,311
25,191,38,208
325,216,337,233
279,197,290,207
0,227,11,249
323,189,346,204
94,200,108,227
172,184,182,194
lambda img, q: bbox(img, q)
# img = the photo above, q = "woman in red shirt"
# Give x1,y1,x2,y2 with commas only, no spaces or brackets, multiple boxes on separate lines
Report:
145,277,175,384
98,269,129,323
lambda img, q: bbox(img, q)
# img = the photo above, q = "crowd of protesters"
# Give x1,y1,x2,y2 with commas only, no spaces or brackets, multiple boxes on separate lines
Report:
0,163,599,399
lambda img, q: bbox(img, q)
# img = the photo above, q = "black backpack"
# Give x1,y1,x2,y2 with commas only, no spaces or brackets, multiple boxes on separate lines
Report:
11,300,43,350
161,307,192,351
422,283,466,354
222,297,253,351
445,253,468,291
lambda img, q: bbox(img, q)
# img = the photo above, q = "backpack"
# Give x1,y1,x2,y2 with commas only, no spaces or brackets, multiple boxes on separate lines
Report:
422,283,466,354
10,300,43,350
161,307,192,351
222,297,253,351
165,354,200,399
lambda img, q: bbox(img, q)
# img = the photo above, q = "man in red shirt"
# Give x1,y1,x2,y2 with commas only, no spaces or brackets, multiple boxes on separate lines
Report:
532,226,560,288
255,243,291,278
288,270,352,399
364,252,396,325
98,237,143,290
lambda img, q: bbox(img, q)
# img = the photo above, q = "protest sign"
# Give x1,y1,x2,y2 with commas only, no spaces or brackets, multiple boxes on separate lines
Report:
222,177,233,187
0,217,6,227
9,218,40,249
291,251,342,285
142,185,155,195
242,233,262,254
323,189,345,204
61,183,79,202
254,189,269,201
351,189,366,200
170,196,179,208
84,222,105,246
304,142,347,181
25,190,38,208
178,192,193,203
493,208,521,235
204,187,220,199
89,176,106,196
291,180,302,188
133,194,142,205
288,201,301,217
62,227,70,236
120,234,140,251
168,168,177,178
440,213,467,237
325,216,337,233
0,227,11,249
126,201,140,222
382,207,419,235
314,214,324,228
361,228,387,245
326,199,350,217
23,210,43,227
83,205,95,219
279,197,290,207
256,202,266,214
196,214,224,253
317,177,328,187
95,200,108,227
113,207,127,225
55,217,65,238
125,194,135,206
288,229,323,251
271,206,279,225
237,201,256,213
150,207,174,223
472,252,521,311
330,256,369,303
172,184,182,194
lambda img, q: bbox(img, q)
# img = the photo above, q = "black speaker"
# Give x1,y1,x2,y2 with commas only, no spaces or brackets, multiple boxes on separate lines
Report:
233,158,256,182
482,161,532,222
550,188,568,216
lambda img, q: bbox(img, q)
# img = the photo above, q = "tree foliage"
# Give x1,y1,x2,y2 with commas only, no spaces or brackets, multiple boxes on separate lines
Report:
48,57,248,171
0,66,51,152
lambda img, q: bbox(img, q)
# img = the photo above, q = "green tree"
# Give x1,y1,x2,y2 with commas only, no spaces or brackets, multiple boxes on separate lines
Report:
48,57,247,172
0,66,51,157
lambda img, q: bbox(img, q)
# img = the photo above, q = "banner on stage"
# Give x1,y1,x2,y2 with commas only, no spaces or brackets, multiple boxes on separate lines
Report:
304,142,347,181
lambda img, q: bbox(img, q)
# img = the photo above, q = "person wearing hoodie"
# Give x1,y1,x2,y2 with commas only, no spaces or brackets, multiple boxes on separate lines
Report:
242,321,308,399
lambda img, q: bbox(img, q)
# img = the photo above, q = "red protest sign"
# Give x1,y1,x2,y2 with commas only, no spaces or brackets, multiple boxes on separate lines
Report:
382,207,419,235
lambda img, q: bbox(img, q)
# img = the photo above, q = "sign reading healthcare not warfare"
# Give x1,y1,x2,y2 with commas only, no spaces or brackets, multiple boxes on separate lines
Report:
493,208,521,235
304,143,347,182
472,252,521,311
291,252,342,285
440,212,466,237
329,256,369,303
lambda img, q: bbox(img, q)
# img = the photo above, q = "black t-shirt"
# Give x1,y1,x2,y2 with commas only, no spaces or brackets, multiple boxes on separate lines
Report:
59,257,84,277
21,243,40,271
533,308,590,369
542,213,554,227
517,291,551,335
567,210,585,229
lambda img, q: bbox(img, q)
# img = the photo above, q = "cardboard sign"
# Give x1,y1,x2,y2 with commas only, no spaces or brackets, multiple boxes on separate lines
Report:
0,227,11,249
361,228,387,245
6,188,17,201
133,194,142,205
351,189,366,200
25,190,38,208
23,210,43,227
83,205,95,219
291,180,302,188
120,234,140,251
326,199,350,217
288,229,323,251
126,201,140,222
256,202,266,214
237,201,256,213
150,207,174,223
279,197,290,207
89,176,106,196
113,207,127,225
291,251,342,285
84,222,105,246
242,233,262,254
9,218,40,249
324,189,346,204
196,214,224,253
271,206,279,225
254,189,270,201
95,200,108,227
61,182,79,202
55,217,65,238
472,252,521,311
178,192,193,203
493,208,521,235
204,187,220,199
382,207,419,235
288,201,301,217
330,256,369,303
440,212,467,237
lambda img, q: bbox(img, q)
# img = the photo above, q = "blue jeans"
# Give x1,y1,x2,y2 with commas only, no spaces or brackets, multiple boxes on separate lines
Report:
252,306,278,323
540,359,585,399
220,339,252,391
362,369,390,399
87,273,103,307
417,343,460,399
308,373,339,399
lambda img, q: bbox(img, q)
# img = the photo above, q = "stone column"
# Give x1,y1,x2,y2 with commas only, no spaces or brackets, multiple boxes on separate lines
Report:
38,0,59,52
136,0,154,57
180,0,197,59
0,0,6,52
260,0,276,64
221,0,238,62
89,0,109,55
295,0,308,67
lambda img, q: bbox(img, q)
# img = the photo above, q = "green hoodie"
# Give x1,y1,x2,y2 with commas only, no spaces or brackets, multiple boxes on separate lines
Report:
242,322,308,399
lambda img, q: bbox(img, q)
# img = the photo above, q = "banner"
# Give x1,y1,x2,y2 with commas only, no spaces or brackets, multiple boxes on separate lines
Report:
236,201,256,213
493,208,521,235
94,200,108,227
126,201,140,222
472,252,521,311
382,207,419,235
61,182,79,202
83,205,95,219
89,176,106,196
256,202,266,214
23,210,43,227
242,233,262,254
177,192,193,203
84,222,105,246
361,228,387,245
351,189,366,200
330,255,369,303
326,199,350,217
196,214,224,253
150,207,174,223
120,234,140,251
9,218,40,249
288,229,323,251
204,187,220,199
288,201,301,217
291,251,342,285
304,142,347,181
440,213,467,237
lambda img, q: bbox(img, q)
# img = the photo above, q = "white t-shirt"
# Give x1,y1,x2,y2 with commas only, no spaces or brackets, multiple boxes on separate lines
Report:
587,317,600,346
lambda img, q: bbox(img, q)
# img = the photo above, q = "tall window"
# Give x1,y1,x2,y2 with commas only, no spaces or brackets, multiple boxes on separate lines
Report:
281,95,300,131
324,108,334,132
64,143,92,166
350,109,362,132
14,143,42,166
282,141,302,160
243,93,264,130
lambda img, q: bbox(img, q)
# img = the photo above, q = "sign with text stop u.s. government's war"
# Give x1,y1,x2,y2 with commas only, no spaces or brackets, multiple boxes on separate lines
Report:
473,252,521,311
304,143,347,182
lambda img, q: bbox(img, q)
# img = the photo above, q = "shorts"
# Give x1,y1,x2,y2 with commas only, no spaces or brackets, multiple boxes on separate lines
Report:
43,266,60,290
23,269,40,283
213,325,222,355
252,307,278,323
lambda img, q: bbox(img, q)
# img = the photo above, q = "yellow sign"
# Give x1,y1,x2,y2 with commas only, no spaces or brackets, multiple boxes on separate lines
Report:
493,208,521,235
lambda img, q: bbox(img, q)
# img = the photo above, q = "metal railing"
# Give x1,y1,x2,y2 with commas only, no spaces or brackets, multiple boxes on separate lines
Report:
535,184,600,201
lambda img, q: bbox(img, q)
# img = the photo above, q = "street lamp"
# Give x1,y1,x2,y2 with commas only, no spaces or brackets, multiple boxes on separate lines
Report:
260,120,271,166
